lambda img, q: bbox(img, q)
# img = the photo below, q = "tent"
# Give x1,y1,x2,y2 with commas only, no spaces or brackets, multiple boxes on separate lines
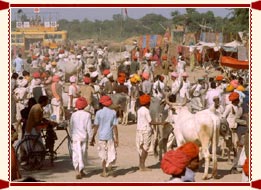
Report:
220,56,249,70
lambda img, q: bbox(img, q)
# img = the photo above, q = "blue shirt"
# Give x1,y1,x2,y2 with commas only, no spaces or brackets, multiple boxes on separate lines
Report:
13,57,24,73
94,107,118,140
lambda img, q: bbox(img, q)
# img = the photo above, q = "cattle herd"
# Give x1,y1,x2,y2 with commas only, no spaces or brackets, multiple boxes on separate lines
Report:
11,42,249,181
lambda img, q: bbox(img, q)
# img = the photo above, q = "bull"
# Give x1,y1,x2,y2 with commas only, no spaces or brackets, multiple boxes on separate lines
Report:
171,106,229,180
109,93,130,125
149,97,172,161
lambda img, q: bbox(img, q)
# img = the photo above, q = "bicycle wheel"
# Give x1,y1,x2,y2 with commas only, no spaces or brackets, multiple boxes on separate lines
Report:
67,138,72,159
15,138,46,170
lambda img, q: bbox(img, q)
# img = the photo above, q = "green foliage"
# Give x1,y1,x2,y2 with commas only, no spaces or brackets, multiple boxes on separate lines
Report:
56,13,171,41
12,9,248,41
171,8,249,34
224,8,249,33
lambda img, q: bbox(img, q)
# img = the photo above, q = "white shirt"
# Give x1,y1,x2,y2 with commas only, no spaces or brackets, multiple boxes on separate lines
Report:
205,88,221,108
171,79,182,95
145,52,152,59
14,87,28,101
152,80,165,99
99,77,109,87
70,110,93,141
177,60,186,74
179,80,190,99
222,104,243,129
68,84,80,98
137,106,152,131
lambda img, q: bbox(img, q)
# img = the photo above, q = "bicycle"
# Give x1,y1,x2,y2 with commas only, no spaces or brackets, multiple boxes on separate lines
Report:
15,134,45,171
15,120,72,171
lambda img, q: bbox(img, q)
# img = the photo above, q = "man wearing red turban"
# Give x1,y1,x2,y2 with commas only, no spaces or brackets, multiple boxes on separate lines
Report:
80,77,95,114
223,90,243,170
139,94,151,106
91,95,119,177
161,149,190,182
115,76,128,94
70,97,92,179
136,94,153,171
161,142,200,182
177,142,200,182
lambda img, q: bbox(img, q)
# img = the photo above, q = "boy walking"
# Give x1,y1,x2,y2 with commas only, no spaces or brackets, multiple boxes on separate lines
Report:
91,95,119,177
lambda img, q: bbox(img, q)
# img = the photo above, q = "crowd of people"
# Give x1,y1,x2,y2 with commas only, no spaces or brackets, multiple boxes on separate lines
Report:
11,42,249,182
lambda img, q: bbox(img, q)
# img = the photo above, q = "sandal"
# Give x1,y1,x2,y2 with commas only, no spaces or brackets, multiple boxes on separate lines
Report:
76,174,82,179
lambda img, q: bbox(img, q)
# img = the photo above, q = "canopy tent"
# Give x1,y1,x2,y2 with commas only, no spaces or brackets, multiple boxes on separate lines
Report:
222,40,243,52
191,41,221,53
220,55,249,70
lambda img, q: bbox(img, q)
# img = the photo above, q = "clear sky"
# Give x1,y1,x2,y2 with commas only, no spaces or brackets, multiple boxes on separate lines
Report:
11,8,231,21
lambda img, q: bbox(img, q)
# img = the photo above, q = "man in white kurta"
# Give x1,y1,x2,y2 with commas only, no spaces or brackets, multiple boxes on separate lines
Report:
68,75,80,110
136,94,153,171
70,97,93,179
222,92,243,156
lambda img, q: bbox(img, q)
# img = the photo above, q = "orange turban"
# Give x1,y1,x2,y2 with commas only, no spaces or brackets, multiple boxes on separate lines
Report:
33,72,40,79
133,56,138,60
59,49,65,54
216,75,224,81
161,149,190,175
139,94,151,106
236,85,245,92
83,77,91,84
162,54,167,60
229,92,239,101
117,76,125,84
75,97,88,110
99,95,113,107
103,69,110,76
177,142,199,160
243,157,249,177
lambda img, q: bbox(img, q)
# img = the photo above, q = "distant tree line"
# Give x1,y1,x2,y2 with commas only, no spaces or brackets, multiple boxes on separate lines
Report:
11,8,249,42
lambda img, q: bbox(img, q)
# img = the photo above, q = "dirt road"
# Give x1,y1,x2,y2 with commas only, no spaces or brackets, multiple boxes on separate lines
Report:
19,123,241,183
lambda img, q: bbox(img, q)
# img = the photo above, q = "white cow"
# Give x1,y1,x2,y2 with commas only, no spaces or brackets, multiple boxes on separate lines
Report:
172,107,228,180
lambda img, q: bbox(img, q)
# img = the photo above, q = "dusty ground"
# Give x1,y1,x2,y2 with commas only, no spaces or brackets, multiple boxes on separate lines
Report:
18,122,241,183
16,65,243,182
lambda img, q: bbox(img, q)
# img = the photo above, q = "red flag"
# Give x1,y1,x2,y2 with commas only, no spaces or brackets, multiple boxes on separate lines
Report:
34,8,40,13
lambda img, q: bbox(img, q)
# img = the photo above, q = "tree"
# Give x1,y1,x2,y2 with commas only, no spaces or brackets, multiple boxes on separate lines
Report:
226,8,249,32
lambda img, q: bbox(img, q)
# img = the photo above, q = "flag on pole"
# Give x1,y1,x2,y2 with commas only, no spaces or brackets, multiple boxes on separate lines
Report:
34,8,40,13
